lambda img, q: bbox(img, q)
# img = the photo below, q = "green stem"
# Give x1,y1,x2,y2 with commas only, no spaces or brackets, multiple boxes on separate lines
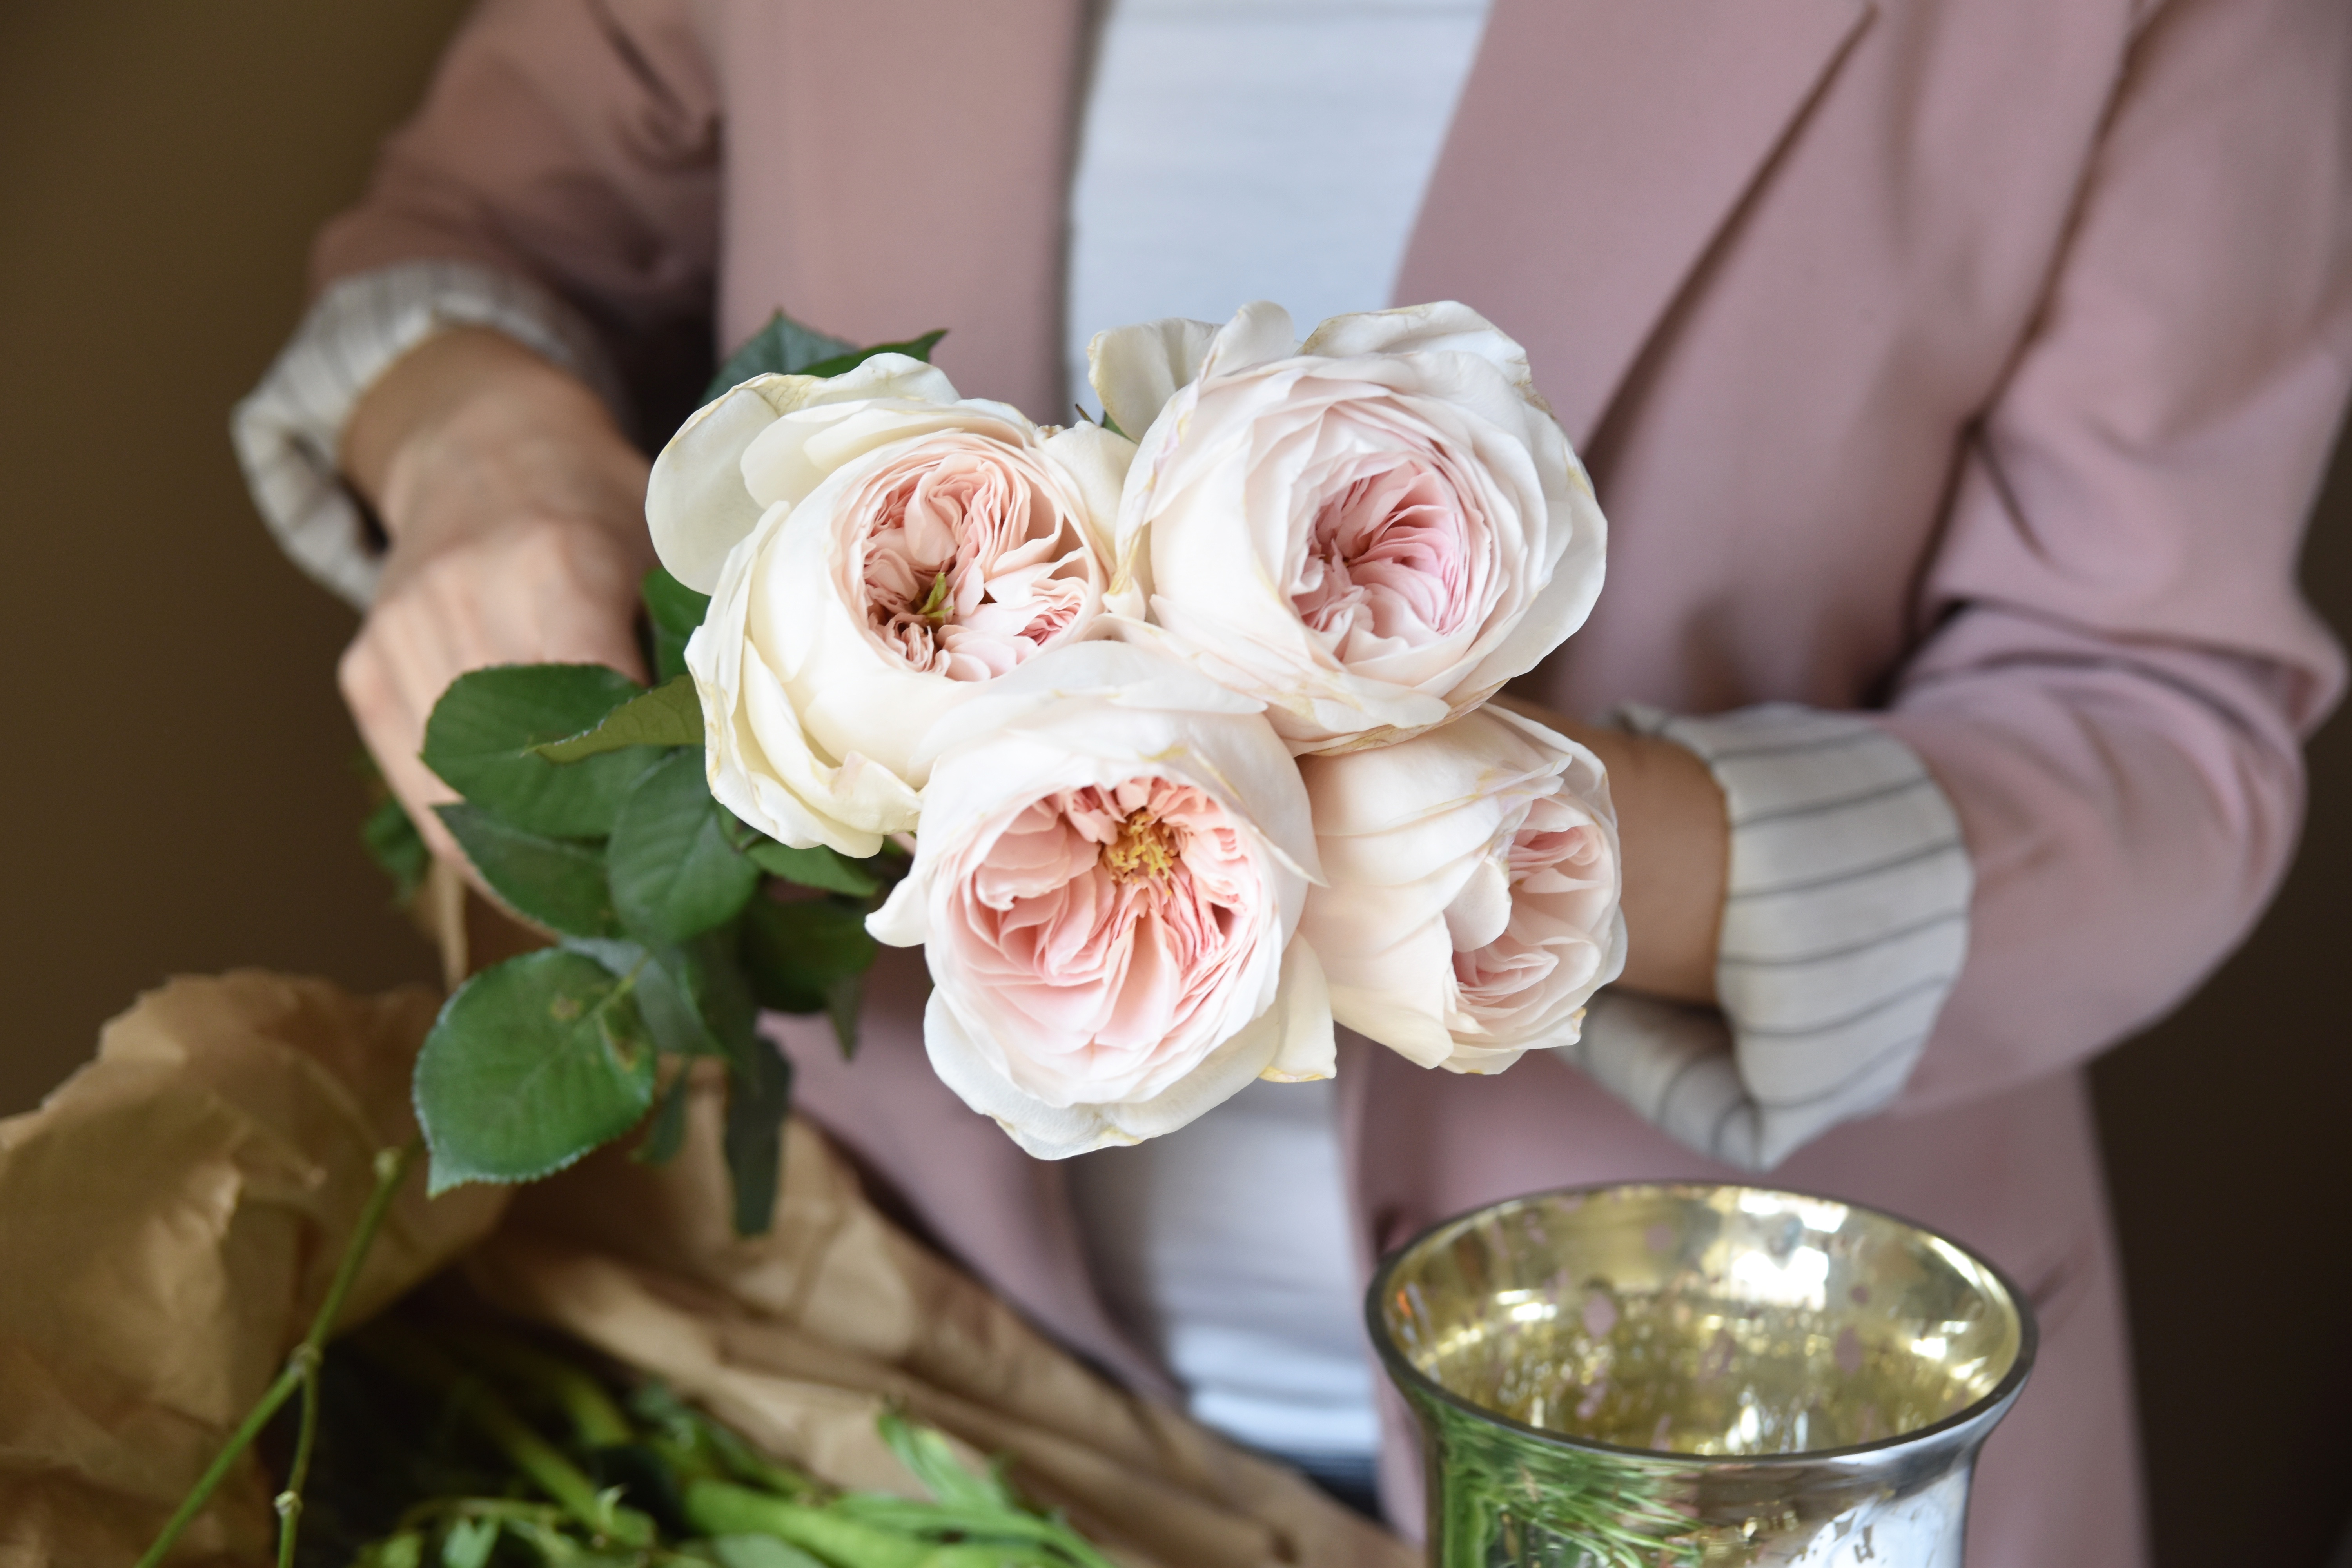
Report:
466,1381,643,1539
832,1500,1118,1568
274,1350,321,1568
450,1326,635,1447
683,1482,1062,1568
358,1321,656,1548
138,1140,421,1568
682,1480,927,1567
395,1497,568,1529
134,1362,307,1568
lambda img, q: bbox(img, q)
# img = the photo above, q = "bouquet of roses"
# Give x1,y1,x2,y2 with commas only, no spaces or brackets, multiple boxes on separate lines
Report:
399,300,1625,1233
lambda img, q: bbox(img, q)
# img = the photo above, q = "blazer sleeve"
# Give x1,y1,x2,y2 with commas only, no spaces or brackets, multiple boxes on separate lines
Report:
1879,0,2352,1112
309,0,722,387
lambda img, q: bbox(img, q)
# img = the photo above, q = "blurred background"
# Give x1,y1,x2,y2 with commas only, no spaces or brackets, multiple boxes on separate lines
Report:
2,5,2345,1562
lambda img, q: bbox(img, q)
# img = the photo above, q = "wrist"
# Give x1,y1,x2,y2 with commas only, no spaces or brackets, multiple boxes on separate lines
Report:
1494,695,1728,1005
346,328,651,559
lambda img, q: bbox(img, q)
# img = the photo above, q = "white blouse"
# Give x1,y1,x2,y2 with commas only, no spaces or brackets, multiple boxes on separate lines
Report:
1059,0,1494,1471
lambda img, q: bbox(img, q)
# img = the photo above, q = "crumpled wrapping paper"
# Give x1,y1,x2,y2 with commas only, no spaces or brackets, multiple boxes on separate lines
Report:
0,971,1410,1568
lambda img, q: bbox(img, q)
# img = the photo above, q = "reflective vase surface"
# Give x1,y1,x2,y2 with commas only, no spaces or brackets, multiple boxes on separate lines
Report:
1368,1183,2035,1567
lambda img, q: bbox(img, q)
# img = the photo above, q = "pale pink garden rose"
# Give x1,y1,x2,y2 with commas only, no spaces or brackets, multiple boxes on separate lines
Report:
646,355,1134,856
867,642,1334,1157
1298,706,1624,1074
1089,301,1607,754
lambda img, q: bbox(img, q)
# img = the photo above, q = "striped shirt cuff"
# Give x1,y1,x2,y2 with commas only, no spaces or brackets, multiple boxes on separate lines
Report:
229,260,626,609
1564,704,1973,1169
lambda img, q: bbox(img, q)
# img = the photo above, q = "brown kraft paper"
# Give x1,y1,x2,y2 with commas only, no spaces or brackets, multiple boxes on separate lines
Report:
0,970,1411,1568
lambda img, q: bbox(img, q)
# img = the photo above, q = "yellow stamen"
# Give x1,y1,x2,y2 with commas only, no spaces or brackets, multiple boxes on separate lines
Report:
1101,808,1181,884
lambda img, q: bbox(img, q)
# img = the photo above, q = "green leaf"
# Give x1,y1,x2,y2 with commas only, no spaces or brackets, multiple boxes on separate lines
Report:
633,1068,692,1166
569,931,760,1071
822,969,863,1062
361,791,430,906
359,1532,425,1568
788,328,948,382
727,824,882,897
637,955,727,1060
739,898,877,1022
722,1035,793,1236
609,750,763,944
436,803,620,938
534,677,703,762
439,1517,499,1568
630,1383,820,1500
642,566,711,641
642,567,713,686
416,950,659,1193
701,312,948,405
875,1410,1021,1512
704,312,858,405
635,930,760,1067
711,1537,828,1568
611,938,712,1059
423,665,664,837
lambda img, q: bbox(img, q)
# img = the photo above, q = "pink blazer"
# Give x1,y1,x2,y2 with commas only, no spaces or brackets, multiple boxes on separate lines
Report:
312,2,2352,1558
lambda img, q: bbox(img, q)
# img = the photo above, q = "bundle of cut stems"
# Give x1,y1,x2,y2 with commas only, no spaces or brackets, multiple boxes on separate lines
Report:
341,1318,1119,1568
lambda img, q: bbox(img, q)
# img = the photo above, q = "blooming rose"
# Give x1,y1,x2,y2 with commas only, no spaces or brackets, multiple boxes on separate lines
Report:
867,642,1333,1157
646,355,1134,855
1089,301,1607,753
1298,706,1624,1073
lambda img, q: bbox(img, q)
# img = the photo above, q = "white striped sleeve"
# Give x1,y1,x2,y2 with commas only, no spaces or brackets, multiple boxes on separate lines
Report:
1560,703,1973,1169
229,260,626,609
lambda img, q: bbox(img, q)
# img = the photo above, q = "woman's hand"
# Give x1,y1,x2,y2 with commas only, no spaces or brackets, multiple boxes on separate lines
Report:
339,328,655,863
1494,695,1729,1006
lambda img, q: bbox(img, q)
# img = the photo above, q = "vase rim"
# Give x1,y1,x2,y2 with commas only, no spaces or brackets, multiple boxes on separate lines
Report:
1365,1178,2041,1469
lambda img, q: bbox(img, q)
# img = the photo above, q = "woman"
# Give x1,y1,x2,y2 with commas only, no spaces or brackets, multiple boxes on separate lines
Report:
234,2,2352,1559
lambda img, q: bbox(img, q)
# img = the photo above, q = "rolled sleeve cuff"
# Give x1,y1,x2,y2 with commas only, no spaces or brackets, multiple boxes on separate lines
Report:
229,260,626,609
1564,703,1973,1169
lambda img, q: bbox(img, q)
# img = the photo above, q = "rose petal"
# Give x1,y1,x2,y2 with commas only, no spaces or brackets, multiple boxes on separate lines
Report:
1300,706,1624,1074
883,643,1324,1149
646,382,791,593
1108,300,1605,753
1254,938,1338,1083
1087,316,1219,445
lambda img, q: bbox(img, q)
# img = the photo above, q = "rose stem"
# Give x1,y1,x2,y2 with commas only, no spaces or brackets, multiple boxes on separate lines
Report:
356,1319,657,1547
136,1140,421,1568
680,1481,932,1566
445,1325,635,1447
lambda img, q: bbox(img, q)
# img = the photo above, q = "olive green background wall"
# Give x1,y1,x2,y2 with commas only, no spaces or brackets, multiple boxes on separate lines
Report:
0,0,469,1052
2,6,2346,1562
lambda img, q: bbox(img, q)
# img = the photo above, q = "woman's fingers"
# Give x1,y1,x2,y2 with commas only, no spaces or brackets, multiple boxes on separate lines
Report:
341,619,463,862
347,515,655,866
333,330,657,881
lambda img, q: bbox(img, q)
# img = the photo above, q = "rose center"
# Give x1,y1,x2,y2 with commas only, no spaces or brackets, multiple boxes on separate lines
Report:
1100,809,1183,884
1293,456,1475,647
853,440,1098,681
915,570,953,625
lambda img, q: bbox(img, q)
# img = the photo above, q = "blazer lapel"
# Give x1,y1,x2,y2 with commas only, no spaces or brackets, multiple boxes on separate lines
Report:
1396,0,1873,448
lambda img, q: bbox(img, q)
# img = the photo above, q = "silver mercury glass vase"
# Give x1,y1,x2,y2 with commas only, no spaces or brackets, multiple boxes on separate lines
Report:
1368,1183,2036,1567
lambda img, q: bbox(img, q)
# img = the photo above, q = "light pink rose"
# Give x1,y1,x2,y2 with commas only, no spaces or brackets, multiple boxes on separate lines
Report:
868,642,1333,1156
1299,706,1624,1073
646,354,1133,855
1089,301,1607,754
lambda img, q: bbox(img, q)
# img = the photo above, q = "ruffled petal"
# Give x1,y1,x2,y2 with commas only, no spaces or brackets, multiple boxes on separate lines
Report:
1087,316,1218,444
